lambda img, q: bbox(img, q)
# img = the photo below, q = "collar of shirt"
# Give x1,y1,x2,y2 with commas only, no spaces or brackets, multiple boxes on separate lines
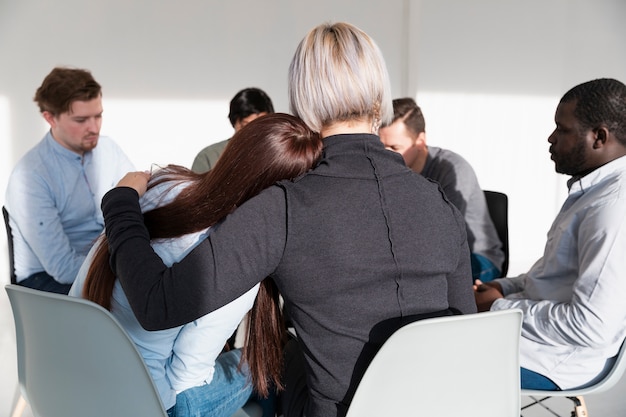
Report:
567,154,626,194
43,130,94,165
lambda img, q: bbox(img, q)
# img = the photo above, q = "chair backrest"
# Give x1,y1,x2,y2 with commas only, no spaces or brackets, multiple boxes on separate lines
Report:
5,284,168,417
2,206,17,284
345,309,523,417
484,190,509,277
522,336,626,397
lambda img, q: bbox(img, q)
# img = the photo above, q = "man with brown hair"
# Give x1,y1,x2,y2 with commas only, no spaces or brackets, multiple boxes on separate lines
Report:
4,66,134,293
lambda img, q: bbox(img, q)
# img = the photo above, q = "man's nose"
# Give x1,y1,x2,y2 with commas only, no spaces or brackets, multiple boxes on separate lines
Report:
87,118,100,132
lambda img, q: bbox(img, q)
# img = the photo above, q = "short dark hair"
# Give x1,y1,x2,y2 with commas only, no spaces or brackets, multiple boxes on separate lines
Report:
33,67,102,115
385,97,426,136
561,78,626,146
228,87,275,127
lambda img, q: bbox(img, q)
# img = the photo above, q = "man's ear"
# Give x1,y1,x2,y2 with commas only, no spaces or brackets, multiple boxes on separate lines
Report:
42,111,56,128
592,127,609,149
415,132,427,148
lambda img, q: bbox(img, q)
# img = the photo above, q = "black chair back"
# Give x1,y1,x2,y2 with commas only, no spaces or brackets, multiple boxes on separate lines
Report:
3,206,17,284
483,191,509,277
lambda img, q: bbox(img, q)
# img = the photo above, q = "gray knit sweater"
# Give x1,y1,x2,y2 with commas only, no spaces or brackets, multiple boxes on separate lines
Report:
103,133,477,417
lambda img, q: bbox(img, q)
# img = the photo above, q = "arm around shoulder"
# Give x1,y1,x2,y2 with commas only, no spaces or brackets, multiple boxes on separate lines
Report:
102,184,288,331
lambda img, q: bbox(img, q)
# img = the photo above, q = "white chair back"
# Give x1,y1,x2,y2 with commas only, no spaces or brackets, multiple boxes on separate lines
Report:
6,284,168,417
346,309,523,417
521,336,626,416
5,284,261,417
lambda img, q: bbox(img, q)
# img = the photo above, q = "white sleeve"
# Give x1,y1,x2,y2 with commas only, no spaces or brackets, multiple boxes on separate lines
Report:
167,284,259,392
492,205,626,348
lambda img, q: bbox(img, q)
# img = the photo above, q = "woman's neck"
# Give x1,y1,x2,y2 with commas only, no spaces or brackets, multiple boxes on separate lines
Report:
320,119,373,138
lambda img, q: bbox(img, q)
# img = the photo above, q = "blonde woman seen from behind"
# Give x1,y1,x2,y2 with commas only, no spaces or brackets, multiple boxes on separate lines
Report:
100,22,476,417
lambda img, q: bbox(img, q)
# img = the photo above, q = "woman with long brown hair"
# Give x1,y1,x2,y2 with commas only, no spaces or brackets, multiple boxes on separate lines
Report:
69,113,322,417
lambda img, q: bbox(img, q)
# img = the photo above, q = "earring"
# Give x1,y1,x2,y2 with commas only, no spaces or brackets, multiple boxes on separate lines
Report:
371,101,381,134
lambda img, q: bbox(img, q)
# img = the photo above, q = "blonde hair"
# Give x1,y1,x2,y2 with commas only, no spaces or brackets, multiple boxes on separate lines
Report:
288,22,393,133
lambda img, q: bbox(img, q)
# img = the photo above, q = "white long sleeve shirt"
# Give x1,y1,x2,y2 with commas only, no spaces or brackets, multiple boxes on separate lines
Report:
492,155,626,389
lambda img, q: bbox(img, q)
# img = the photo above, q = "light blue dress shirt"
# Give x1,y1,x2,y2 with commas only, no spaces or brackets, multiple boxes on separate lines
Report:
492,155,626,389
5,132,134,284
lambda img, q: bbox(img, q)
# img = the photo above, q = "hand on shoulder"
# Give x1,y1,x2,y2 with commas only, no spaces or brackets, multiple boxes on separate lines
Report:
116,171,151,197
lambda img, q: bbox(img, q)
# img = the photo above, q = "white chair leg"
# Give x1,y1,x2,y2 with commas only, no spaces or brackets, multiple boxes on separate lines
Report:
11,395,26,417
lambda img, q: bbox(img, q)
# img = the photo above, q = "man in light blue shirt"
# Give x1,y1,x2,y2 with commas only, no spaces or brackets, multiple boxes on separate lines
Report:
4,67,134,294
475,78,626,391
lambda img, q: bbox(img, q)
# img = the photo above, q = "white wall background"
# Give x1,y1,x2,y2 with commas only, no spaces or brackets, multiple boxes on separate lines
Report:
1,0,626,414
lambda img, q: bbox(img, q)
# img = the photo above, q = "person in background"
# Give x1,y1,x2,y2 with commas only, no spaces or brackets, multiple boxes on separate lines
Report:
4,66,134,294
100,22,476,417
475,78,626,390
71,113,323,417
191,87,275,173
379,97,504,282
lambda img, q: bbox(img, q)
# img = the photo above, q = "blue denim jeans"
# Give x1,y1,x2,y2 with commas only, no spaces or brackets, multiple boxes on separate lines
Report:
18,271,72,294
167,349,253,417
471,253,501,283
521,367,560,390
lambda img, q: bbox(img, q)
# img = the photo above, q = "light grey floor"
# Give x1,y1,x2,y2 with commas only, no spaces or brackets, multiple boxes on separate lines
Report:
1,276,625,417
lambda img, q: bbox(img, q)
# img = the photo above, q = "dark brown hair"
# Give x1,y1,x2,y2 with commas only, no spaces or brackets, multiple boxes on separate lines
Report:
34,67,102,115
82,112,322,397
384,97,426,136
228,87,275,127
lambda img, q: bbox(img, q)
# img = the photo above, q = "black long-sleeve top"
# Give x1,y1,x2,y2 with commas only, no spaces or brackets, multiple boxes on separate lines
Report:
103,133,477,417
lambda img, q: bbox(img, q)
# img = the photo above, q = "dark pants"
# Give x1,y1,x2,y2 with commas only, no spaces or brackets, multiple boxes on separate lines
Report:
521,367,560,390
18,271,72,294
279,338,309,417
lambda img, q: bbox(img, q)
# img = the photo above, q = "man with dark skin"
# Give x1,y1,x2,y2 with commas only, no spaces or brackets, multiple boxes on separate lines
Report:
475,78,626,391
